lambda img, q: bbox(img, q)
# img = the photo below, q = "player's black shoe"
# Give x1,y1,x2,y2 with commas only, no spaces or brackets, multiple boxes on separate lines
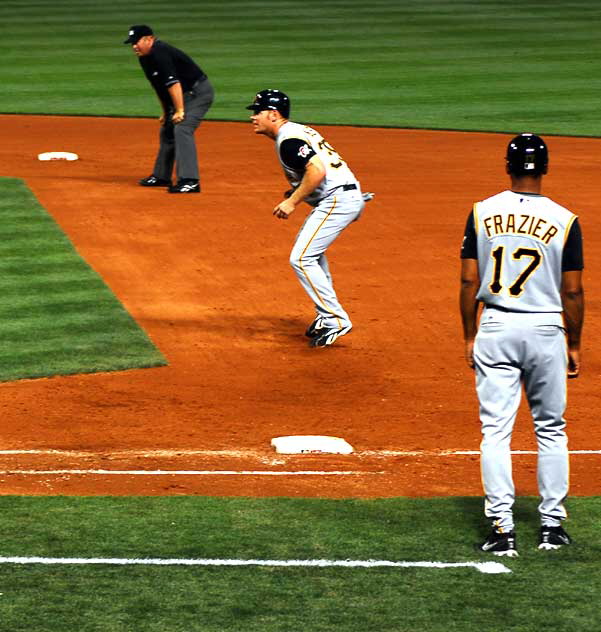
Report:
139,175,171,187
479,529,518,557
538,525,572,550
305,317,325,338
168,179,200,194
309,325,352,348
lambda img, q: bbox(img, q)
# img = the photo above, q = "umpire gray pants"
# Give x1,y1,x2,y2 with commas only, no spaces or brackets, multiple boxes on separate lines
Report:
474,308,569,531
153,78,214,184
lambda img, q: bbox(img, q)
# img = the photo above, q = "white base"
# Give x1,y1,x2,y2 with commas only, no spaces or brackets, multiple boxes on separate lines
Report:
38,151,79,161
271,435,354,455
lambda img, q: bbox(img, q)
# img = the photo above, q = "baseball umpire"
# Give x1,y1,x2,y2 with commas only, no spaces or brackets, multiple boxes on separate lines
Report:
246,89,369,347
124,25,214,193
460,133,584,557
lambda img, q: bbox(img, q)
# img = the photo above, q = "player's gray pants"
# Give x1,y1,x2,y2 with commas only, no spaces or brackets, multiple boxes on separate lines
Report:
474,308,569,531
290,188,364,330
153,79,214,184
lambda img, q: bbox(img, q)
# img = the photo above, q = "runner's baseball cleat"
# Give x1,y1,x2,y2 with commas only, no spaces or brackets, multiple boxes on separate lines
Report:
305,317,325,338
309,325,352,348
538,525,572,550
479,529,518,557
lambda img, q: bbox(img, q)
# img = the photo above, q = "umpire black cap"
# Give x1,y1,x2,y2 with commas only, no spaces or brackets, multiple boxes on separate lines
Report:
506,133,548,176
124,25,153,44
246,89,290,119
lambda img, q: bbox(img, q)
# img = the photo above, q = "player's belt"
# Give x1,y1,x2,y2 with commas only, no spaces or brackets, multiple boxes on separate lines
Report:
485,304,513,312
485,304,526,313
312,183,358,206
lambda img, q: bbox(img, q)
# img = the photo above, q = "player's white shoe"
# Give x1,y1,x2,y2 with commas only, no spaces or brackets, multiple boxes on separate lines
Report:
309,324,352,348
305,316,325,338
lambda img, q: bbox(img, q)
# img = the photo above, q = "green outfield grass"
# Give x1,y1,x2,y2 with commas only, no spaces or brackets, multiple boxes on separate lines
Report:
0,496,600,631
0,0,599,134
0,178,166,381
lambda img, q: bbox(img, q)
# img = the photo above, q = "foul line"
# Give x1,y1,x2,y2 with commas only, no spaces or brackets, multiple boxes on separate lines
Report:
362,450,601,456
1,449,599,457
0,556,510,574
0,469,382,476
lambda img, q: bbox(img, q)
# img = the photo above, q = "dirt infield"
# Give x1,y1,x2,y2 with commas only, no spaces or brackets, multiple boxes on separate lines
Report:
0,115,599,497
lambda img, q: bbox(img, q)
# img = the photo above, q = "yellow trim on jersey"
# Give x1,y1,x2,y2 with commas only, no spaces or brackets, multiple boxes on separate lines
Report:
563,214,577,246
473,202,480,235
297,197,342,328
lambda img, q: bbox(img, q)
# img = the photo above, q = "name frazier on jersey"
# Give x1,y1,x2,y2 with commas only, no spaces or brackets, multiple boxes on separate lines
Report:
481,213,559,245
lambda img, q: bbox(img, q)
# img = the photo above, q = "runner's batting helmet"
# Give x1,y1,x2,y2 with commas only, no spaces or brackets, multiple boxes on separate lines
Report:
506,133,548,176
246,89,290,118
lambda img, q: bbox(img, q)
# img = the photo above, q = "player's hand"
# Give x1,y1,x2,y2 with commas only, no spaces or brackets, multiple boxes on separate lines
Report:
159,112,166,124
172,109,185,124
273,199,295,220
465,339,475,370
567,348,580,379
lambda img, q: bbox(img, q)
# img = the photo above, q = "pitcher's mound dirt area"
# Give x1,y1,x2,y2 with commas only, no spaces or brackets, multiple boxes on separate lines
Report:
1,115,599,497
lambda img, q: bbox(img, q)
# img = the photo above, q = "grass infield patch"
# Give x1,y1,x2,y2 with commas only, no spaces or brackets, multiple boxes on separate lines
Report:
0,496,600,631
0,178,166,381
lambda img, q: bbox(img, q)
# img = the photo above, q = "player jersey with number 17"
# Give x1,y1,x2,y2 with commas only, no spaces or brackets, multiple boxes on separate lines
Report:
471,190,578,312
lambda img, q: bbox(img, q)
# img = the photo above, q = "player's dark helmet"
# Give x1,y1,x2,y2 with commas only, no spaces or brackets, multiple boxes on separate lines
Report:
245,89,290,118
506,133,548,176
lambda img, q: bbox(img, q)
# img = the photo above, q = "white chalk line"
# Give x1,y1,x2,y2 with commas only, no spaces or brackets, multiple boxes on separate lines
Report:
0,449,257,457
366,450,601,456
0,556,510,574
0,469,383,476
1,449,599,457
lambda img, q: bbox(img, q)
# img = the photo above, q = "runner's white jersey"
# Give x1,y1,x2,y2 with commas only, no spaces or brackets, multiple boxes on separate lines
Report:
474,190,577,312
276,121,358,206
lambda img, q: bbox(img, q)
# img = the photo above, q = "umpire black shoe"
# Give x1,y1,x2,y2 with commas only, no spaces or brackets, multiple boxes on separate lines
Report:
139,175,171,187
480,529,518,557
309,324,352,348
538,525,572,550
168,179,200,194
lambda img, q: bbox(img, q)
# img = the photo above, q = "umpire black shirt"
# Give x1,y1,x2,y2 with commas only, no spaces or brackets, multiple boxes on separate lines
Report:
139,40,207,108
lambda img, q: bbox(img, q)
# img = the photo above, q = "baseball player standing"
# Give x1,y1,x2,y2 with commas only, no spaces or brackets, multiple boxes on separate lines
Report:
246,89,367,347
124,25,214,193
459,134,584,557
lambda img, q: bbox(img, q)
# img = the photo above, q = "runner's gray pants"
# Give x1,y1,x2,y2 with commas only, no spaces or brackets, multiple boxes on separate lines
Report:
289,187,364,330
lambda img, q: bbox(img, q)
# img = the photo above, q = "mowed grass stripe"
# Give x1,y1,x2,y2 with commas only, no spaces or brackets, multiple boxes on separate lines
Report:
0,496,599,631
0,178,166,382
0,0,599,133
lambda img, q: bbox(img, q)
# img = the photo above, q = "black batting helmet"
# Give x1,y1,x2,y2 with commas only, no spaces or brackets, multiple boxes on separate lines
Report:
506,133,548,176
246,89,290,118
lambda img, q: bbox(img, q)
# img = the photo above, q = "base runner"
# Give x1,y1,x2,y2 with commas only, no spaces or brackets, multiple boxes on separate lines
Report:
247,89,372,347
